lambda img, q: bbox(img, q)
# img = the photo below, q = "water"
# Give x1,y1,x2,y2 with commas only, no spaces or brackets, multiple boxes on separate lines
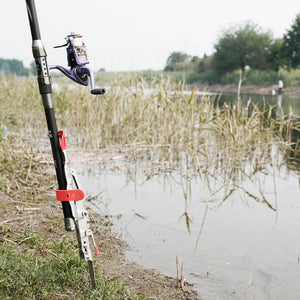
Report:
220,92,300,118
79,163,300,299
76,92,300,299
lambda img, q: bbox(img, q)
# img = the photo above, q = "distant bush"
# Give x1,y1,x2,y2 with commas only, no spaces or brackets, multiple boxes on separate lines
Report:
219,69,300,87
186,71,219,84
0,58,28,76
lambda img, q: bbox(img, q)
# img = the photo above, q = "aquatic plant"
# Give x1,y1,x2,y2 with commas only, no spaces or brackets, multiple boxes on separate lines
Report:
1,74,299,179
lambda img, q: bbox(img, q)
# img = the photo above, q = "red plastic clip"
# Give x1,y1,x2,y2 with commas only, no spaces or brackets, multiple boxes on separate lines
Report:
56,189,85,201
58,130,67,150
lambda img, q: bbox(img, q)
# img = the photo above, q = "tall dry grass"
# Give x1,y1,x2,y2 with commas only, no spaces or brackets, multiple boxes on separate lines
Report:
1,74,299,178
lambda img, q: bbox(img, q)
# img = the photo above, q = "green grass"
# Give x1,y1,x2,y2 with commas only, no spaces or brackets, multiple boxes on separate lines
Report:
0,230,138,300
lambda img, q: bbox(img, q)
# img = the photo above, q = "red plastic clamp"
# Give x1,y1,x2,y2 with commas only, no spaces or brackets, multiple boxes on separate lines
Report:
58,130,67,150
56,189,85,201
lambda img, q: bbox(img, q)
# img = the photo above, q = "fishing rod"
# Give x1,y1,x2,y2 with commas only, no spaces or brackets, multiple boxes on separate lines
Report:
25,0,105,288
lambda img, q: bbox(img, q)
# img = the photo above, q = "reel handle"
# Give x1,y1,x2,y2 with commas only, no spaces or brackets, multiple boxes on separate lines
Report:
91,88,106,95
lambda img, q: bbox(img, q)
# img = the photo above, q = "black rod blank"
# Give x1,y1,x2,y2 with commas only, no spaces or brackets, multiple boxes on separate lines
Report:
25,0,74,230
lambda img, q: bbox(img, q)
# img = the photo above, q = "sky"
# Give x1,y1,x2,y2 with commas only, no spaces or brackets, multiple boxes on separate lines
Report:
1,1,299,72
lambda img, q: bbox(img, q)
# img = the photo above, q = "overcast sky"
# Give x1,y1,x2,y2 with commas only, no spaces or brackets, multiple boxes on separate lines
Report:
1,1,299,71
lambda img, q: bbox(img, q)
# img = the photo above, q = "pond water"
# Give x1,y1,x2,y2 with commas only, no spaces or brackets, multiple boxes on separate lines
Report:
79,163,300,299
76,92,300,299
220,92,300,118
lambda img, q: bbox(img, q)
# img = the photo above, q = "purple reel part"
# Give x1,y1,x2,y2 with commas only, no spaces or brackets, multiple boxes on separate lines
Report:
50,33,105,95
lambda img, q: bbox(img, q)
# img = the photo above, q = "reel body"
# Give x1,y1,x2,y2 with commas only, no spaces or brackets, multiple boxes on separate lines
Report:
50,33,105,95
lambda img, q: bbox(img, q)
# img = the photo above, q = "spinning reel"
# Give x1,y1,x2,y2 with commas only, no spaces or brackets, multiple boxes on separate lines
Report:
50,33,105,95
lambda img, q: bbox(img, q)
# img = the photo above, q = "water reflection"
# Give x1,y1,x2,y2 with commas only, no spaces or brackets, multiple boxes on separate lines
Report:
76,150,300,300
275,94,283,119
220,92,300,118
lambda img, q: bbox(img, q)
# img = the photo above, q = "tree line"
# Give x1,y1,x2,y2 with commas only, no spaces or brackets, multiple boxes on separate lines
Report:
164,14,300,82
0,58,31,76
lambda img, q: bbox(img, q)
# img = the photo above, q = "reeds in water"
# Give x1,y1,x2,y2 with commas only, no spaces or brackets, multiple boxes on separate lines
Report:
1,74,299,177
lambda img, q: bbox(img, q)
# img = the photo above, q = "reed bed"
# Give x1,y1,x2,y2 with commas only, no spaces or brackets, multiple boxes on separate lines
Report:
1,74,299,179
59,74,298,171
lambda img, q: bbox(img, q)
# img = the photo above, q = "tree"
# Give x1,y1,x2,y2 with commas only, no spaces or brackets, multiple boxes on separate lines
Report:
164,52,190,71
212,22,274,74
9,59,28,76
0,58,28,76
198,54,213,73
266,39,283,72
30,61,37,75
281,14,300,69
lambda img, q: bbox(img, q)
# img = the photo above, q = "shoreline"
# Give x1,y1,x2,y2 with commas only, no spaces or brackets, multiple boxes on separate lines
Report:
0,144,201,299
188,83,300,96
0,192,200,299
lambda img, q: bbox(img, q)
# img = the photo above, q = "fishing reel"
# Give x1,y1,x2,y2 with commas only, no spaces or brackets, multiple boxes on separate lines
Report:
50,33,105,95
